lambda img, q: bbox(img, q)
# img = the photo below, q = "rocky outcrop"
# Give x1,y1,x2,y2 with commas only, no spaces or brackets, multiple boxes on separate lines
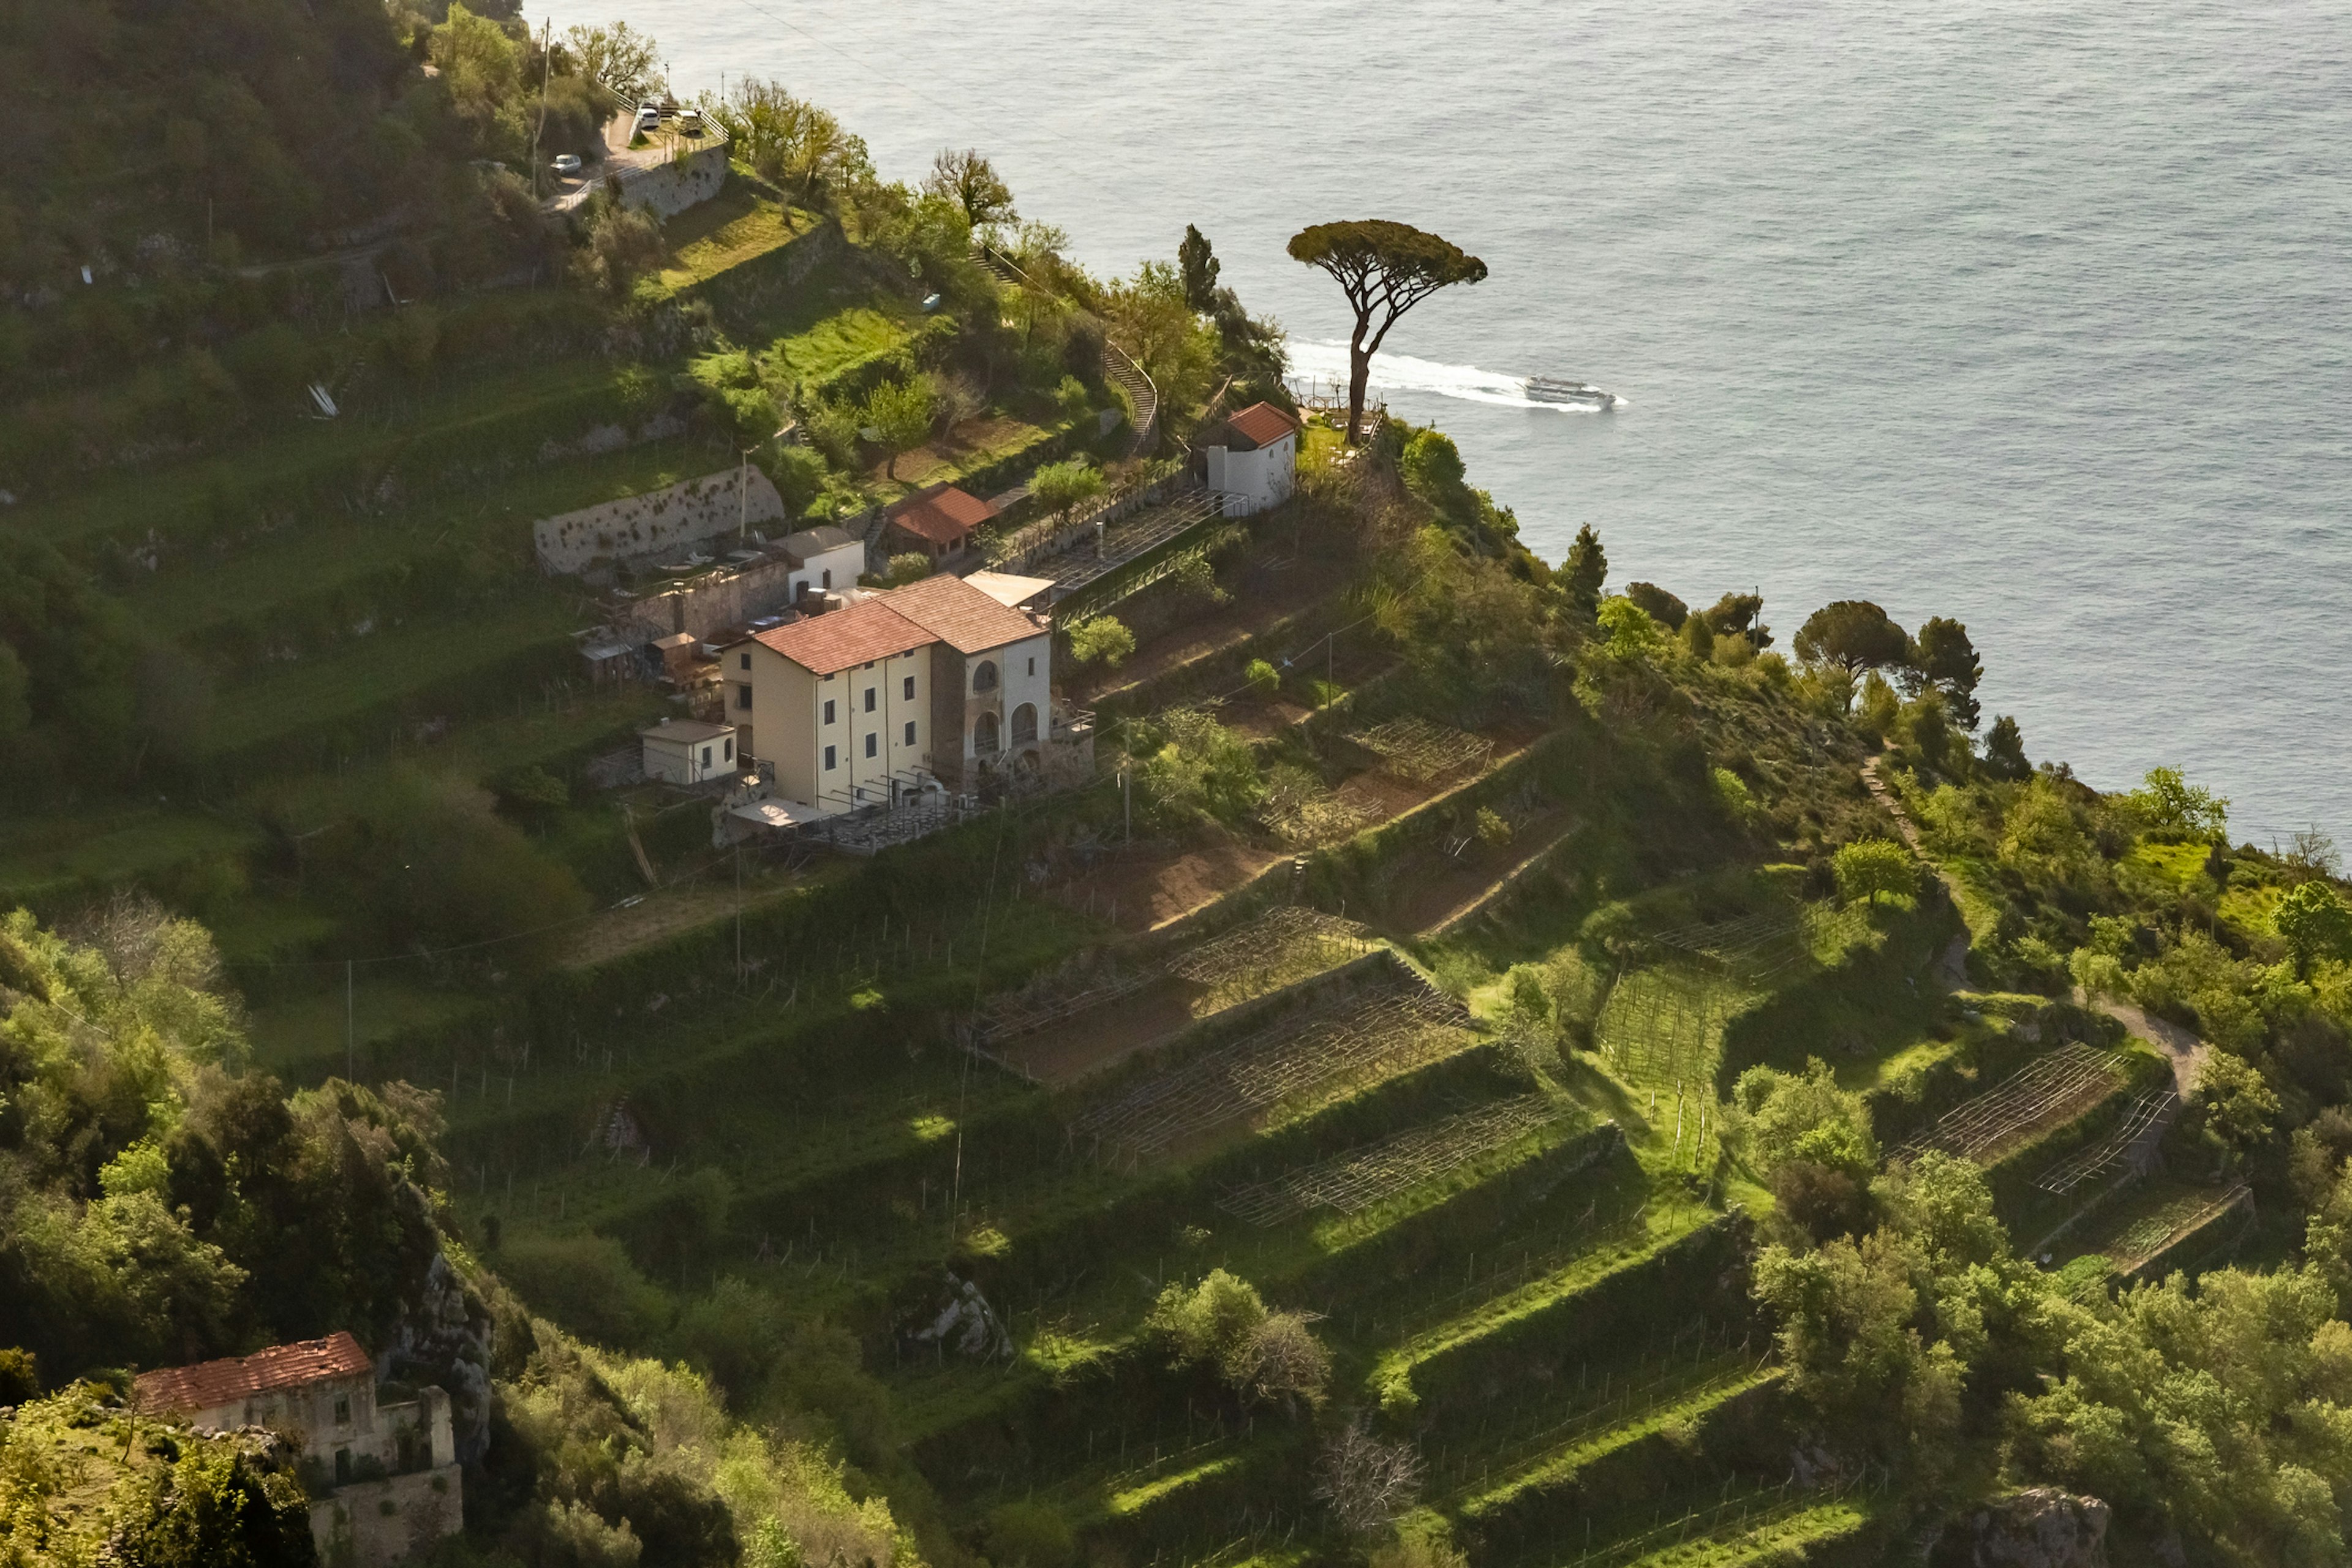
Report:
383,1253,498,1465
1931,1489,2110,1568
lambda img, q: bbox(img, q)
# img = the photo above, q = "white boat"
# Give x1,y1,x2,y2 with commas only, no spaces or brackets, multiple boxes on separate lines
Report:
1522,375,1619,410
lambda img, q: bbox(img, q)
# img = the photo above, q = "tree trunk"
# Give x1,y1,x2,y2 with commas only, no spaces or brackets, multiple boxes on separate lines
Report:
1346,336,1372,445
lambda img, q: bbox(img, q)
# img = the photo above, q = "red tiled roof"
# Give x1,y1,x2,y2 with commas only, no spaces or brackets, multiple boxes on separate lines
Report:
1224,402,1297,450
134,1333,372,1415
885,574,1044,655
750,599,932,676
887,485,997,546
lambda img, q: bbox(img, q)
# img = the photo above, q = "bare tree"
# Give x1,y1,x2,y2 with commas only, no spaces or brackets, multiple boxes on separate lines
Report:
1230,1313,1331,1411
1313,1421,1423,1536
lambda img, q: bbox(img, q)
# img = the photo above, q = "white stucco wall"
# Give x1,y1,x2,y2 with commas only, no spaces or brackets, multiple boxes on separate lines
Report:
1205,435,1295,516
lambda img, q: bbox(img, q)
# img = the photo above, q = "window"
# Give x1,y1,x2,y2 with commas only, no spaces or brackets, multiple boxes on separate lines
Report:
863,687,876,714
735,683,752,711
974,711,1000,755
699,745,712,768
824,745,837,771
723,737,733,761
739,652,750,671
903,675,915,701
973,660,998,693
823,698,836,725
1027,656,1036,678
334,1395,352,1426
821,569,832,590
864,733,878,759
335,1449,352,1485
903,720,916,745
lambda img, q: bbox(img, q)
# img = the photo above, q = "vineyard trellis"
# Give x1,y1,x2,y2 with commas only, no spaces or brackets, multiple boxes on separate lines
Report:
2032,1086,2178,1195
1595,967,1743,1091
1432,1328,1768,1509
1642,903,1808,978
965,907,1371,1047
1345,717,1494,783
1896,1042,2126,1165
2105,1183,2253,1275
1068,984,1471,1164
1214,1096,1560,1226
1167,907,1369,994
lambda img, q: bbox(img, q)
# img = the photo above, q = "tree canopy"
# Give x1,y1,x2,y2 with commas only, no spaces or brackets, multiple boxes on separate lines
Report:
1287,220,1487,442
1794,600,1913,680
924,148,1016,231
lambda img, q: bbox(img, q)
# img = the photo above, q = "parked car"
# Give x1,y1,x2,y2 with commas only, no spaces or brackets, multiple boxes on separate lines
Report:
678,110,704,135
551,153,582,176
634,107,662,134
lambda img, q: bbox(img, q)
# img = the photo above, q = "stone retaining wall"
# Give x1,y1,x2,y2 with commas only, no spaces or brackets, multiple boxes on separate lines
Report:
535,468,784,575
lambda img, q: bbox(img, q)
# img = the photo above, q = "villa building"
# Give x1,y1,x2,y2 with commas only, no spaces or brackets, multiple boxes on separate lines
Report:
720,573,1055,822
134,1332,461,1567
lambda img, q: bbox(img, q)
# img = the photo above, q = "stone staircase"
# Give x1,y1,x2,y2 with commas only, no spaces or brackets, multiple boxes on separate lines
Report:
1102,340,1159,460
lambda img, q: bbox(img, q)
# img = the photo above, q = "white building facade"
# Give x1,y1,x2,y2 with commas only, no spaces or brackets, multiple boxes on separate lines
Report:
1202,401,1300,517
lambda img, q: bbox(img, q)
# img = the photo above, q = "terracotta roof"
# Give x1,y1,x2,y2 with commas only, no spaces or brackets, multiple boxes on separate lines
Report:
887,485,997,546
1223,402,1298,451
748,599,932,676
885,574,1045,655
135,1333,372,1415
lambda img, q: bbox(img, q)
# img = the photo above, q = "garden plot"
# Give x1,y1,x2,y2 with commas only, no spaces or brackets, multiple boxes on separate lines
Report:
1346,717,1495,784
1068,985,1472,1166
1895,1042,2125,1166
2032,1086,2177,1196
1215,1096,1559,1226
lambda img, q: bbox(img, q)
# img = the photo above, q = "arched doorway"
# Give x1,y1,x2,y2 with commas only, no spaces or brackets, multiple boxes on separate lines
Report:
1011,703,1038,745
973,711,1001,756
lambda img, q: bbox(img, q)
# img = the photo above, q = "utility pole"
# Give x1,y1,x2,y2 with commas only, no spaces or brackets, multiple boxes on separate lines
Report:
530,18,552,200
345,960,355,1081
734,846,744,989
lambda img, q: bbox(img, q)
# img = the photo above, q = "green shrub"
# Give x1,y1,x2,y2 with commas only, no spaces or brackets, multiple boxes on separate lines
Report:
1245,657,1280,698
496,1233,670,1349
884,552,932,587
1064,616,1134,668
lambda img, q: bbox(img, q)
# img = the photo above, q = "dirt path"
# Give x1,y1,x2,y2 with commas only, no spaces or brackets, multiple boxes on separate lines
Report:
1864,755,2208,1093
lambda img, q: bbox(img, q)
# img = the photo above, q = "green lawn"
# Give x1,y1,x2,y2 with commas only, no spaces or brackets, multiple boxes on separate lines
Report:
768,304,918,386
194,590,581,758
650,185,824,294
127,436,725,641
18,357,639,552
0,809,258,907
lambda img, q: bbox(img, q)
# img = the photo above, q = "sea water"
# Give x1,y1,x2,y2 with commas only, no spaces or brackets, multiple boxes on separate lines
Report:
534,0,2352,840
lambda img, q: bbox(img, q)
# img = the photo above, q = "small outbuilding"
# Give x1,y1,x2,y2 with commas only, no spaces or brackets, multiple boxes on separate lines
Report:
775,525,867,603
884,484,998,564
640,718,739,784
1204,401,1299,516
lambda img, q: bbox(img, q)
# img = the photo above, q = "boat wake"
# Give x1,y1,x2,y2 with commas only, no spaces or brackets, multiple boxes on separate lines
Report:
1286,341,1624,412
